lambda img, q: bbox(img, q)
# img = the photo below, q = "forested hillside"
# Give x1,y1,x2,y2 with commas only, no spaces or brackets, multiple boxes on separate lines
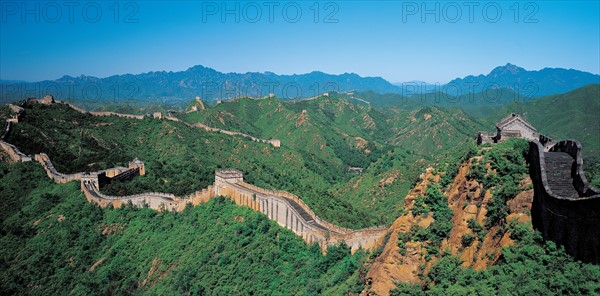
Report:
177,94,484,224
0,161,366,295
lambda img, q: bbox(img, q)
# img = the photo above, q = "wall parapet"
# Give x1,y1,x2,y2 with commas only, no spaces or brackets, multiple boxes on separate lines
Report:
82,179,186,212
218,180,387,251
529,140,600,263
549,140,600,196
0,140,32,162
235,181,387,235
35,153,83,183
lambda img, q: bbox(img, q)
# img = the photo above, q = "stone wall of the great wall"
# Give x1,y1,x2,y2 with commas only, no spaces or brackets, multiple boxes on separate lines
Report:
0,99,384,252
213,170,387,252
529,140,600,263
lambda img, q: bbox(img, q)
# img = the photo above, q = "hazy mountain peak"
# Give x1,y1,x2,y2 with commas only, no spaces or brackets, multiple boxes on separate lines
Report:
489,63,526,76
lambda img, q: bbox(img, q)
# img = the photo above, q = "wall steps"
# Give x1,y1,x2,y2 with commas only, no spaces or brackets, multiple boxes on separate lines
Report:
543,152,578,198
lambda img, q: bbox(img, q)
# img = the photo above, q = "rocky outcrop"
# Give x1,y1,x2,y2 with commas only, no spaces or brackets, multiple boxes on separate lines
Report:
529,140,600,263
441,157,532,270
364,155,535,296
364,168,437,295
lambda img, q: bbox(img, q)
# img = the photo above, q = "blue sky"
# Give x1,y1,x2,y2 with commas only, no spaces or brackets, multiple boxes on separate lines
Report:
1,1,599,83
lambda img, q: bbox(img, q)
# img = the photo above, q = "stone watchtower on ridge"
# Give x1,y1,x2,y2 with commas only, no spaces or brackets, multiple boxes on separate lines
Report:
128,158,145,176
214,169,243,185
477,113,541,145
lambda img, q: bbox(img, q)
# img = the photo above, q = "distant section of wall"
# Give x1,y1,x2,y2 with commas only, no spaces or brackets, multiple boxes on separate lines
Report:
529,140,600,263
191,122,281,147
53,99,282,147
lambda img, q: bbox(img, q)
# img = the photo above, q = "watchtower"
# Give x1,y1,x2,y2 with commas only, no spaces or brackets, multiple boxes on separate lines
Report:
269,139,281,147
215,169,243,185
81,173,99,191
128,158,145,176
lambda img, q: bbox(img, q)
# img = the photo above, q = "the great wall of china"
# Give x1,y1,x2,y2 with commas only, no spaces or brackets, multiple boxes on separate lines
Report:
4,97,599,260
529,140,600,263
0,98,385,252
58,96,281,147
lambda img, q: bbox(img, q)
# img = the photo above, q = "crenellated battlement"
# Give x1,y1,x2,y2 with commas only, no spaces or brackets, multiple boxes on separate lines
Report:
529,139,600,263
214,169,244,185
0,140,386,252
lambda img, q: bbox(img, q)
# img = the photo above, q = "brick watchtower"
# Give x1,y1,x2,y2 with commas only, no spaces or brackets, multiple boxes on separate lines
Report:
128,158,145,176
215,169,243,185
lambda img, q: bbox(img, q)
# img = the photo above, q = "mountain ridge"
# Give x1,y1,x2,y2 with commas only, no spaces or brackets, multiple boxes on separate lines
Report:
447,63,599,97
1,64,598,104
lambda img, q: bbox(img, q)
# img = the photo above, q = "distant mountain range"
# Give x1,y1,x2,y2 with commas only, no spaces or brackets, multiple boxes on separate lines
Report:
447,63,599,97
0,64,598,104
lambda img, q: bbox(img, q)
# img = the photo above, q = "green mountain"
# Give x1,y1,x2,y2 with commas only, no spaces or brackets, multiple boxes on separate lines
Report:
1,87,599,295
480,84,600,158
2,95,484,228
177,94,485,223
350,85,600,160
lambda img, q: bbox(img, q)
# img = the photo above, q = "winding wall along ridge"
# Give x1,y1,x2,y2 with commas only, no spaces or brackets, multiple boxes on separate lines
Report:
5,99,600,257
0,105,385,251
55,99,280,147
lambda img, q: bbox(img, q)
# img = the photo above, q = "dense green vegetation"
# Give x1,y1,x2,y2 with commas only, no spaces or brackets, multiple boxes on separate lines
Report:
0,161,367,295
391,222,600,295
391,139,600,295
586,160,600,188
466,139,530,227
5,97,483,227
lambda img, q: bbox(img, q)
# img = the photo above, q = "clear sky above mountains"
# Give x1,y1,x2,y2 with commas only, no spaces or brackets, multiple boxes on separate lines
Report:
1,1,598,83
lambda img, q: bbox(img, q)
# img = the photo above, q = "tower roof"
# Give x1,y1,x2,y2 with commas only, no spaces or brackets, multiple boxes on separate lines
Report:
496,113,537,132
